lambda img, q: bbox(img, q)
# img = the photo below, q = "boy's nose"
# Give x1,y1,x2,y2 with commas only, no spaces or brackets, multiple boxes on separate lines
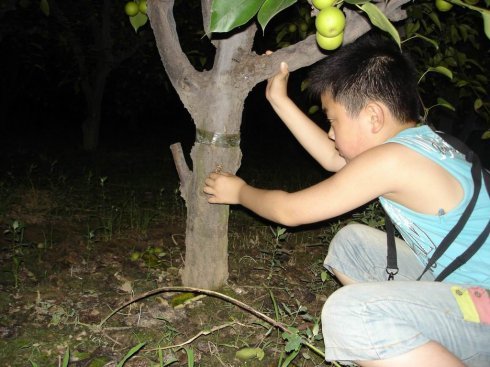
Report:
328,127,335,140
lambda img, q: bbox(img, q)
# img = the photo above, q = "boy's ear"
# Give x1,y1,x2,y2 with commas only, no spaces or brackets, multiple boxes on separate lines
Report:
364,102,385,133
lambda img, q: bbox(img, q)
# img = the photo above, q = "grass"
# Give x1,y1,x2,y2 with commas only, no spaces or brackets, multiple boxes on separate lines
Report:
0,146,384,366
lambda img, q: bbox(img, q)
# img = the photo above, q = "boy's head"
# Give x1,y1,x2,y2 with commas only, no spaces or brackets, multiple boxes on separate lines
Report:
309,31,422,124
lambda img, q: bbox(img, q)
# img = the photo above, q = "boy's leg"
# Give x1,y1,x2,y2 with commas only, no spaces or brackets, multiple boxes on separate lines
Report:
324,223,434,283
357,341,465,367
321,281,490,367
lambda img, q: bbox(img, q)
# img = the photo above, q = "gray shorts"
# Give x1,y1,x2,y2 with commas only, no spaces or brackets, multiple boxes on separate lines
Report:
322,223,490,366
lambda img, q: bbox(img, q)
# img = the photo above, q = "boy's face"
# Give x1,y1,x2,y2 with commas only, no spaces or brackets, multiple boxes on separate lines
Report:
321,93,372,162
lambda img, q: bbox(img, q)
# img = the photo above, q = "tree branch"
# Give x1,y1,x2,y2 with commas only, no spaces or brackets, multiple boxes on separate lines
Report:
147,0,202,106
98,286,333,362
170,143,191,201
213,24,257,76
243,0,410,87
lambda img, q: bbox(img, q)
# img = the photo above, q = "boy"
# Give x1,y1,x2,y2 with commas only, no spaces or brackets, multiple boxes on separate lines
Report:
203,33,490,367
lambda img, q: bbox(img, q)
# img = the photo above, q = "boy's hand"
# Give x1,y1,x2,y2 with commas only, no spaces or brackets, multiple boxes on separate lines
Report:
266,62,289,107
204,172,246,205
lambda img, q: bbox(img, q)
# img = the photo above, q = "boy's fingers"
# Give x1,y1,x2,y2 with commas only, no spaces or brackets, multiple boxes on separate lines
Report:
280,61,289,74
204,177,213,187
208,197,220,204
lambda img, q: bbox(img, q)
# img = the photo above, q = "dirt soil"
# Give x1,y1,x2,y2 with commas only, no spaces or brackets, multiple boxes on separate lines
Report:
0,181,341,366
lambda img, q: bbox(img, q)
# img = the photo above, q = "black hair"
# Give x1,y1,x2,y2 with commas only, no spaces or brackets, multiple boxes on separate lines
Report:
309,31,422,123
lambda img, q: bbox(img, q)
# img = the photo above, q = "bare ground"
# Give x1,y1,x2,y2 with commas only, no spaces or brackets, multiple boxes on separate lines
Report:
0,180,343,367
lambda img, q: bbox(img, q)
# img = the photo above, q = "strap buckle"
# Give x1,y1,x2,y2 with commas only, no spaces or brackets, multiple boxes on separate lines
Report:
386,267,399,281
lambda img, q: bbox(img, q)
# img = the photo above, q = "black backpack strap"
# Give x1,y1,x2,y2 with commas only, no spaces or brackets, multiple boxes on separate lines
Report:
435,219,490,281
416,153,483,280
385,214,398,280
439,132,490,192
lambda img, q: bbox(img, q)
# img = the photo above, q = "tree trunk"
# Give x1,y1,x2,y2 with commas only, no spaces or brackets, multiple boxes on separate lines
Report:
181,143,242,288
81,71,107,152
51,0,114,152
171,86,245,289
82,114,101,152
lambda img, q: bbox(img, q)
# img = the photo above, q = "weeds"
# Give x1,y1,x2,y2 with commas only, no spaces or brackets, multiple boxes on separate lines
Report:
4,220,26,246
3,220,27,288
29,344,147,367
252,226,293,282
352,201,385,229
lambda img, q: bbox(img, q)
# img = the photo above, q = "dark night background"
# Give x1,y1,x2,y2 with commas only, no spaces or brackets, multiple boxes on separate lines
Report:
0,0,488,180
0,1,334,180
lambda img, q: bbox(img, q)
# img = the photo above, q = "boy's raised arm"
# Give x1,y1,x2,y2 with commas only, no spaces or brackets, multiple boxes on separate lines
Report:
266,62,346,172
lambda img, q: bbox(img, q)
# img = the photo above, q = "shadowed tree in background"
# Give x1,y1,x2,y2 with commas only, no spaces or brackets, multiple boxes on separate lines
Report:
44,0,153,151
146,0,409,289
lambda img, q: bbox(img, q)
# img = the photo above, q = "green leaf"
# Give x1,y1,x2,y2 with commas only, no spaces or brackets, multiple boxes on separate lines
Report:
84,356,112,367
258,0,297,32
235,347,265,361
483,12,490,40
276,27,289,43
429,66,453,80
406,21,420,37
360,3,400,48
456,80,469,87
170,292,196,307
474,98,483,110
282,328,302,352
277,227,287,236
210,0,264,33
482,130,490,140
40,0,49,16
281,349,300,367
129,12,148,32
459,24,468,41
476,73,488,83
308,105,320,115
436,97,456,111
185,347,194,367
300,79,310,92
474,86,487,94
312,321,320,336
413,33,439,50
427,10,441,31
116,343,145,367
344,0,370,4
162,355,178,366
320,270,328,282
62,349,70,367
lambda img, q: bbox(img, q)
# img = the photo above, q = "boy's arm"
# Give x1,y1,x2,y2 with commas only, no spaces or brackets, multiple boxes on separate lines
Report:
204,144,398,226
266,62,346,172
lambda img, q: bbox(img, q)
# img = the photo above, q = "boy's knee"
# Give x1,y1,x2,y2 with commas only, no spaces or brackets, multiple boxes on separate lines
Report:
325,224,376,279
321,285,365,341
329,223,370,252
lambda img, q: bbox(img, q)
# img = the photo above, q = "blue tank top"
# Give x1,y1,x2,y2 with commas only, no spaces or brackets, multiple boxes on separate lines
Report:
379,125,489,287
